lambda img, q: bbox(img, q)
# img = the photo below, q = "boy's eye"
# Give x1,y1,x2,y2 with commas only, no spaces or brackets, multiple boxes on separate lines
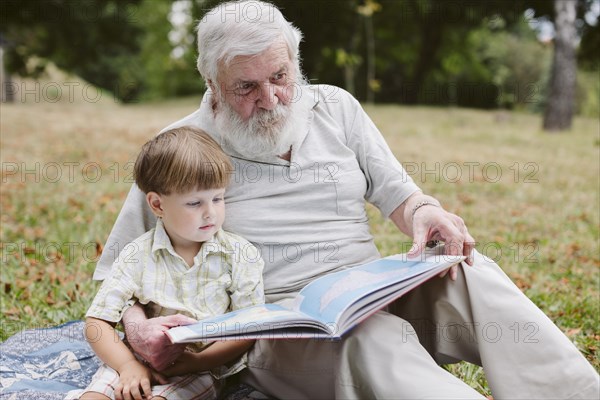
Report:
213,197,223,203
187,201,201,207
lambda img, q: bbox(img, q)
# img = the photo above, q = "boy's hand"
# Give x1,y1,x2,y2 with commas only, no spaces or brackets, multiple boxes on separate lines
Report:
114,359,159,400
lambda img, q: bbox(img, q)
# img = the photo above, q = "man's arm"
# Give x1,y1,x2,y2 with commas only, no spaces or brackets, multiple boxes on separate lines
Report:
160,340,256,377
95,184,156,280
328,89,474,274
122,303,196,371
389,191,475,280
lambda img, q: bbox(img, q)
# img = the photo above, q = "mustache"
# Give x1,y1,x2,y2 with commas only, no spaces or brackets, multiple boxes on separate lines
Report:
213,82,307,159
249,105,290,131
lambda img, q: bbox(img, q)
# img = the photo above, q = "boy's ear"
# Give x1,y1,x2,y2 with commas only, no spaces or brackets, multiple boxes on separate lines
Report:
146,192,164,217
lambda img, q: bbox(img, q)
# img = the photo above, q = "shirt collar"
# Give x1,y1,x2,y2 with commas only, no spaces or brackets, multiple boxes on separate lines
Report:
151,218,174,255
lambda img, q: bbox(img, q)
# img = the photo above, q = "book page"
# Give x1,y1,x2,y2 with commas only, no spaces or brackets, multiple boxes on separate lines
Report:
167,303,333,343
293,254,463,332
168,253,464,342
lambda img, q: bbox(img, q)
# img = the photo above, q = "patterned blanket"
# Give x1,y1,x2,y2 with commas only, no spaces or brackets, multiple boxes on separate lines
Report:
0,321,100,400
0,321,270,400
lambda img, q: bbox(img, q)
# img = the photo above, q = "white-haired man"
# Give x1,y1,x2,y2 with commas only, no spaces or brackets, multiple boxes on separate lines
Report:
96,1,599,398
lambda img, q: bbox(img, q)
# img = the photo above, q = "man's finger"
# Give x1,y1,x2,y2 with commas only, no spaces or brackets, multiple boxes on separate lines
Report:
444,238,464,257
408,241,423,258
408,227,429,258
438,264,459,280
159,314,197,327
450,265,458,281
463,243,474,266
463,233,476,266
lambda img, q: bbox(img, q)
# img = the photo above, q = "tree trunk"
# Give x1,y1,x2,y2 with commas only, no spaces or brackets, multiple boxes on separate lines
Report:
344,15,361,97
0,44,15,103
404,6,443,105
365,14,376,104
543,0,578,132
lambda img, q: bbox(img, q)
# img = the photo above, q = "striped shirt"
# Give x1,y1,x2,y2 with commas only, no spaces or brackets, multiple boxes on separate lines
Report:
87,217,264,330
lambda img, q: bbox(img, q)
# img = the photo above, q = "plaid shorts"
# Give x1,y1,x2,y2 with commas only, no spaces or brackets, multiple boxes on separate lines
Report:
70,363,218,400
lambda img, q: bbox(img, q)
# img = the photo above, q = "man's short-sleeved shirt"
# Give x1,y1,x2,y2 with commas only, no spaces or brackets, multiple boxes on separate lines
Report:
95,85,420,299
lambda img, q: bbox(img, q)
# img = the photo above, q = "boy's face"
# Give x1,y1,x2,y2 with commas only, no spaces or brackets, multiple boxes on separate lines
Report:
148,188,226,251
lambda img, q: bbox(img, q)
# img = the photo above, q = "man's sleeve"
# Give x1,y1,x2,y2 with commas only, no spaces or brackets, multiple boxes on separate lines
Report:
94,184,156,280
341,91,421,217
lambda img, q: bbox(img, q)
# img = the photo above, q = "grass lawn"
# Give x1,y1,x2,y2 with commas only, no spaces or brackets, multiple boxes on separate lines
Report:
1,97,598,395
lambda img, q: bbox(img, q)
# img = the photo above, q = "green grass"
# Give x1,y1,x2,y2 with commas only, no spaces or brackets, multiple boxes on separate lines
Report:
1,99,598,395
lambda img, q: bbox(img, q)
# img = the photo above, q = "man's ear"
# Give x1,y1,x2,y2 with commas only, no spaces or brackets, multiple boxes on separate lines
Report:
207,79,216,94
146,192,164,217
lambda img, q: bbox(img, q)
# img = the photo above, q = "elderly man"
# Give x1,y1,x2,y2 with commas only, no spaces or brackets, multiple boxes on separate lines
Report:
96,1,599,398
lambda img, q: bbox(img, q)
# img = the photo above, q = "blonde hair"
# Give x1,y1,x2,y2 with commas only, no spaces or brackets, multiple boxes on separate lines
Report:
134,126,232,195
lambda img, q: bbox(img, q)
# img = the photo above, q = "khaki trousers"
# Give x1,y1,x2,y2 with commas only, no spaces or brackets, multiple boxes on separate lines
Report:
241,250,600,399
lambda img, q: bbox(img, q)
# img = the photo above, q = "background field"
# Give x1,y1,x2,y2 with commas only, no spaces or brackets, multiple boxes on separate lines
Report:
1,98,598,395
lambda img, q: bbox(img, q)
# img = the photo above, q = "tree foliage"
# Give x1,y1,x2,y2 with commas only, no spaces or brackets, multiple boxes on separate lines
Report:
134,0,205,100
1,0,144,102
2,0,598,111
268,0,561,107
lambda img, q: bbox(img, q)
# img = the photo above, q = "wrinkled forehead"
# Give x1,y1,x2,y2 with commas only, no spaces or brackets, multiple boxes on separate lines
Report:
217,40,293,86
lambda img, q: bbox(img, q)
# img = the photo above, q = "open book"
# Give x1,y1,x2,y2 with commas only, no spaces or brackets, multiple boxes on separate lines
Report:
167,253,465,343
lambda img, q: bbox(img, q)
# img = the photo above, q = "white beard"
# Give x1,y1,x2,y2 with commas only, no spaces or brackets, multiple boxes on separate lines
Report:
213,89,306,159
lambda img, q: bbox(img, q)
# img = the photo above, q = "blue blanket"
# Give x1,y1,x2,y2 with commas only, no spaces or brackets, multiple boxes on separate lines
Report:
0,321,270,400
0,321,101,400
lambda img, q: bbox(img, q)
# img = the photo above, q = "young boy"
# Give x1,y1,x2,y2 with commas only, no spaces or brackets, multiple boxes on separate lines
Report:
78,126,265,400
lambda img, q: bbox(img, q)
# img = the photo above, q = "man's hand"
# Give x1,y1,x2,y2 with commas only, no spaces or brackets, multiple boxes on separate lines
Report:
123,305,197,371
390,192,475,281
407,204,475,280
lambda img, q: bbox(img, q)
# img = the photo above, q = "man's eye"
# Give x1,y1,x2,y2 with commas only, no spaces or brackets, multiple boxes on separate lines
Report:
235,83,255,95
273,73,286,82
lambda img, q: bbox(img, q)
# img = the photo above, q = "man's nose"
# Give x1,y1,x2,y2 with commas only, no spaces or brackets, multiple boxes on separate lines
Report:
257,82,279,110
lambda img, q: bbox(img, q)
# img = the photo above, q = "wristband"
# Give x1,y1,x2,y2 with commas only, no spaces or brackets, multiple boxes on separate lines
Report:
411,200,440,220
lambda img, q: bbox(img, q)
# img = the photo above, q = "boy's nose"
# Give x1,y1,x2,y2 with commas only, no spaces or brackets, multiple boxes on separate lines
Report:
204,205,216,219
